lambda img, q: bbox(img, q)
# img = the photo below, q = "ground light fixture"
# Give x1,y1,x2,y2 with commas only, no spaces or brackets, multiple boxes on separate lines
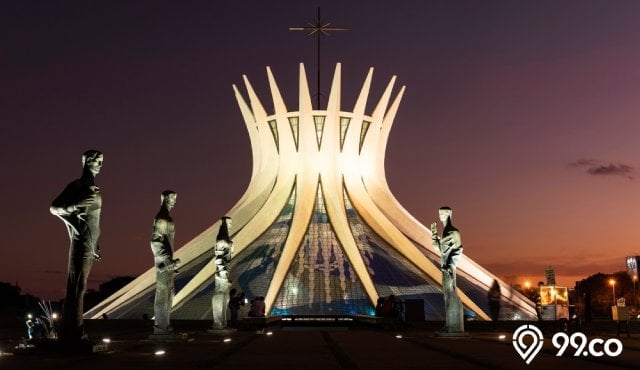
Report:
154,350,165,356
223,338,232,343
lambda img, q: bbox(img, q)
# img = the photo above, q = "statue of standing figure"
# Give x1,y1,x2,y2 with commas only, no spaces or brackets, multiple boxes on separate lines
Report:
431,206,465,334
211,216,233,330
50,150,103,343
150,190,180,335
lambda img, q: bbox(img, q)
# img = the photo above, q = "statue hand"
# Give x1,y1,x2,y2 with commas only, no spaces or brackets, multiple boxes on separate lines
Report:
77,212,87,223
162,258,180,272
77,192,96,209
93,245,101,261
171,258,180,273
75,198,96,223
441,265,453,275
441,231,461,248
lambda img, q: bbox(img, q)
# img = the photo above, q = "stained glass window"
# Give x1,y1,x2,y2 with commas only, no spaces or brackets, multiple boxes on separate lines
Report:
271,186,371,315
288,116,299,149
313,115,326,149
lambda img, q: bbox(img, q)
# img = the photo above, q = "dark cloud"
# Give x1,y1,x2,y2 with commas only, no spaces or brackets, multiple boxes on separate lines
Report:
587,163,634,177
569,158,634,179
569,158,598,168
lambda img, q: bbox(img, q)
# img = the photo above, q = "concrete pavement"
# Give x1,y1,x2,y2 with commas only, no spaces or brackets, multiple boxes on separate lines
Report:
2,320,639,369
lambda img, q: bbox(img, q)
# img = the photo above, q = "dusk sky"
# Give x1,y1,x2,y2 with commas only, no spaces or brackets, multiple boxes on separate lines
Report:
2,0,639,300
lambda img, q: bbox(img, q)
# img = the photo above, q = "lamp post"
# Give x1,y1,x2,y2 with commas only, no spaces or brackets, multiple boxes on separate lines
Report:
524,281,531,298
633,275,637,310
609,279,616,306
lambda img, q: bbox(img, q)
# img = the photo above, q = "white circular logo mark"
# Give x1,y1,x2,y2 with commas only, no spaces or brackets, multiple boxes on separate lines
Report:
512,324,544,365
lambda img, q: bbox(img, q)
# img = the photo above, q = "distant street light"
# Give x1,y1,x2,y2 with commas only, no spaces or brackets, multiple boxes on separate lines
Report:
609,279,616,306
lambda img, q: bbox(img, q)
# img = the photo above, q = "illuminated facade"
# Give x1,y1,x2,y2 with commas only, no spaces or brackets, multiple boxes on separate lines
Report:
86,64,537,320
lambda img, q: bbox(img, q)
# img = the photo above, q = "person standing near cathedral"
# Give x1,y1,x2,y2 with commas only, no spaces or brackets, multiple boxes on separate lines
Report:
488,279,501,330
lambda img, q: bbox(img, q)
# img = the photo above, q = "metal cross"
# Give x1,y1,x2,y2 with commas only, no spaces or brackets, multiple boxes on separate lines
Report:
289,8,349,109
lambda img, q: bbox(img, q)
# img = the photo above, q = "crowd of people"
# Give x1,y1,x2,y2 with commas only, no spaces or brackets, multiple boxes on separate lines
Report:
248,296,266,317
226,290,267,328
375,295,406,327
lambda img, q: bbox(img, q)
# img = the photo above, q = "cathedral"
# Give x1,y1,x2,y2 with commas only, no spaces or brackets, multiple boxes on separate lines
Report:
86,64,536,321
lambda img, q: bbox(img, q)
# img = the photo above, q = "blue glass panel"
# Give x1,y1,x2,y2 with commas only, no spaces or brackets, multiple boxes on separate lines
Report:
105,286,155,319
171,185,297,319
232,186,296,299
344,191,445,319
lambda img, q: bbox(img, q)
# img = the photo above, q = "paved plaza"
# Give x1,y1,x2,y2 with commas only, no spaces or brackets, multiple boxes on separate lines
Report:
2,320,640,369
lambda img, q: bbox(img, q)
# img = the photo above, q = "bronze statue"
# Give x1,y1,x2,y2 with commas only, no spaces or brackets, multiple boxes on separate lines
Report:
150,190,179,334
431,206,465,333
211,216,233,329
50,150,103,343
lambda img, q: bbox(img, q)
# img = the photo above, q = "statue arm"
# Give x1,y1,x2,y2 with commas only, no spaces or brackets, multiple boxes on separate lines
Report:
151,219,180,272
441,230,462,251
49,204,77,217
151,220,172,259
50,182,86,235
50,182,81,216
430,222,441,251
50,181,97,220
214,240,232,277
440,230,463,271
431,237,441,251
223,242,234,263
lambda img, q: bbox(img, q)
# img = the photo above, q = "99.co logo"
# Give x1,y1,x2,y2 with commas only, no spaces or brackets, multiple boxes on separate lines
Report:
512,324,623,364
552,332,623,358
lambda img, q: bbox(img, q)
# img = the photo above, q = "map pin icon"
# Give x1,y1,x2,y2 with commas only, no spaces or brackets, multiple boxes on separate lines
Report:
512,324,544,364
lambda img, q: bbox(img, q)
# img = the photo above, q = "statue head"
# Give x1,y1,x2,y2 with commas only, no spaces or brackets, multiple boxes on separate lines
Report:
216,216,232,243
438,206,452,225
82,150,103,177
161,190,177,210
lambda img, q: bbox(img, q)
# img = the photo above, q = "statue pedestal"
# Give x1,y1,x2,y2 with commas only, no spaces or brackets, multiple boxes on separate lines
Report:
149,332,188,342
207,328,236,335
434,331,469,338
